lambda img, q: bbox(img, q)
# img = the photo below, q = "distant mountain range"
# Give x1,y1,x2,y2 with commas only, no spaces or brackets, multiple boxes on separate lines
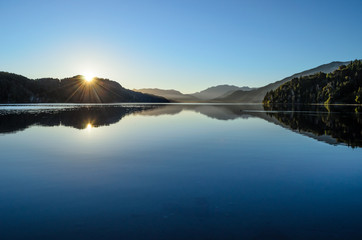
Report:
135,85,255,102
133,88,199,102
0,72,168,103
136,61,350,103
1,60,358,104
213,61,350,103
191,85,255,100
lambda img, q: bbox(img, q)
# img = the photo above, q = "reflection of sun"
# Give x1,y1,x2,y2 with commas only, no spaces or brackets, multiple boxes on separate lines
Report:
83,73,94,82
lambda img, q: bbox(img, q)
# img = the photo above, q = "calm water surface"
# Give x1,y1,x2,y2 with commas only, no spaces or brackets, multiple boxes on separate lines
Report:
0,104,361,240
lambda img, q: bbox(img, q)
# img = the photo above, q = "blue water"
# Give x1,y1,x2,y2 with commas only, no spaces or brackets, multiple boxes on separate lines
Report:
0,104,361,239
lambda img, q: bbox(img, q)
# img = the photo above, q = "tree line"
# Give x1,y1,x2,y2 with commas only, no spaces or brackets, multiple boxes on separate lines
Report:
263,60,362,105
0,72,168,103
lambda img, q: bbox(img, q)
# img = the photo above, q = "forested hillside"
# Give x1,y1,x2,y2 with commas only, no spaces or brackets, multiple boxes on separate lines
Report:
0,72,168,103
263,60,362,105
215,61,348,103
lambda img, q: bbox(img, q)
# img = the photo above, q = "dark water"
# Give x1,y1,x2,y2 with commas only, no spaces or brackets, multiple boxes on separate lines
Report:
0,104,361,240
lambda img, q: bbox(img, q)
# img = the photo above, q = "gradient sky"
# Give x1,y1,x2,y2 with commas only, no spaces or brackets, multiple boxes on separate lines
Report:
1,0,361,93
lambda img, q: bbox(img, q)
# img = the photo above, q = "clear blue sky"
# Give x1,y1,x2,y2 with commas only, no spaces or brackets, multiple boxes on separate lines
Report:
1,0,361,93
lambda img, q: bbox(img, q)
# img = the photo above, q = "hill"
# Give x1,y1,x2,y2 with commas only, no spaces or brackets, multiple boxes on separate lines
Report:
134,88,199,102
214,61,349,103
0,72,168,103
191,85,254,100
135,85,255,102
263,60,362,105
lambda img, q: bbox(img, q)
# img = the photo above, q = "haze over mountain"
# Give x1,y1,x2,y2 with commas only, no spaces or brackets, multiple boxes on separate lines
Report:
215,61,350,103
191,85,255,100
0,72,168,103
134,88,199,102
136,61,352,103
136,85,254,102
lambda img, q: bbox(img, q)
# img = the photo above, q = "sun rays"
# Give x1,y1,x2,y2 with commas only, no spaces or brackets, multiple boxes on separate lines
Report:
59,74,127,104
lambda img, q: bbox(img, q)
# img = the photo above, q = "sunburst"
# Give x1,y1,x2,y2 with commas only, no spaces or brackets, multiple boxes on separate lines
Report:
83,73,95,82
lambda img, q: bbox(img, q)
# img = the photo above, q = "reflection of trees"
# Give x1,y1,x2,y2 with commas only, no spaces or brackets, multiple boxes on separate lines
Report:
0,105,162,134
137,104,266,120
1,104,361,148
264,104,362,148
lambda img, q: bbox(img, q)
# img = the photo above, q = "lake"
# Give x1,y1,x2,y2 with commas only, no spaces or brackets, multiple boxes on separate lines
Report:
0,104,361,240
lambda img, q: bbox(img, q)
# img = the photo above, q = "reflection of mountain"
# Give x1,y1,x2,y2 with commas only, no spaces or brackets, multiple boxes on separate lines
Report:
0,104,360,148
263,105,362,148
138,104,362,148
138,104,266,120
0,105,162,134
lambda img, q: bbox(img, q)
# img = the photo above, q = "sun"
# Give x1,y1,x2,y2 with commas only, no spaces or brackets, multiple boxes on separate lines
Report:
83,73,95,82
86,123,93,130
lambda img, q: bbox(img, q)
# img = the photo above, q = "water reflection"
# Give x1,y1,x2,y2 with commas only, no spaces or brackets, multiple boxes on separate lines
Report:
0,104,361,147
0,105,160,133
0,104,361,239
264,104,362,148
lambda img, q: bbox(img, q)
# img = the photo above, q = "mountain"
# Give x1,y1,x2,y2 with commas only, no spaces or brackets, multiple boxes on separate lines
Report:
191,85,255,100
2,61,353,104
0,72,168,103
263,60,362,105
135,85,255,102
214,61,350,103
134,88,199,102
